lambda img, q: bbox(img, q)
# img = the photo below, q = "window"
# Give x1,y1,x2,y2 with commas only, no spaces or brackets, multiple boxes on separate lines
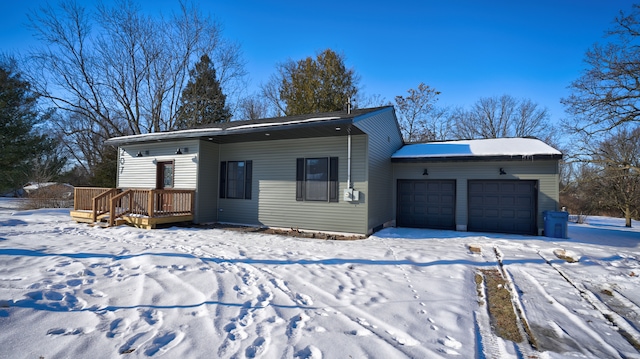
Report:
219,160,252,199
296,157,338,202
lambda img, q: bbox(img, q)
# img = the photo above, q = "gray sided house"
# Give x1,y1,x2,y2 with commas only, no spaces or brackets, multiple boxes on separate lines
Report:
106,106,404,235
94,106,563,236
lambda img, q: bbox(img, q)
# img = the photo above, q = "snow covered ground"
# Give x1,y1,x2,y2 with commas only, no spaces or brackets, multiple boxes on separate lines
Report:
1,198,639,359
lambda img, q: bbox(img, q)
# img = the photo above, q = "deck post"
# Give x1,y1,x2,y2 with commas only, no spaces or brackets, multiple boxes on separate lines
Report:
148,190,154,218
109,196,115,227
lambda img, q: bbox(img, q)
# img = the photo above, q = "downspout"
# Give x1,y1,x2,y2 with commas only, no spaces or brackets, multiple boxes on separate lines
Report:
347,126,352,189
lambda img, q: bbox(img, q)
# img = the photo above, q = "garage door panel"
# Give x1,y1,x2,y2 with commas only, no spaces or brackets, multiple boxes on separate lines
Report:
500,196,515,205
484,196,499,206
517,210,533,219
484,183,500,192
427,194,440,203
484,209,499,218
516,196,533,206
501,183,516,192
441,183,455,192
468,180,537,235
397,180,456,230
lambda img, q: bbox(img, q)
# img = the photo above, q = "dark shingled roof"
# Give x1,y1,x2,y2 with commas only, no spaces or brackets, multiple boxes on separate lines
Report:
106,106,393,145
201,106,389,130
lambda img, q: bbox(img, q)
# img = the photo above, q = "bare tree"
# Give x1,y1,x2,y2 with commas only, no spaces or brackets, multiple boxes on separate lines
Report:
562,4,640,138
590,127,640,227
356,93,391,109
25,0,246,176
236,95,271,120
452,95,553,142
394,83,443,142
564,127,640,227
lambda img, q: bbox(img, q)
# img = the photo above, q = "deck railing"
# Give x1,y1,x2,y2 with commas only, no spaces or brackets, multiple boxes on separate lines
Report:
73,187,195,227
73,187,113,211
93,188,120,222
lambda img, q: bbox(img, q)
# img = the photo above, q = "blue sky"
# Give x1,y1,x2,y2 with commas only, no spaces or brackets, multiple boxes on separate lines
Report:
0,1,634,124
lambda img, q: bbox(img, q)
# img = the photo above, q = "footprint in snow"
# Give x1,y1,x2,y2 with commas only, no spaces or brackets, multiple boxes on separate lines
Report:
224,323,248,341
245,337,269,358
295,293,313,306
46,327,84,336
139,308,162,325
385,329,419,346
345,328,372,337
107,317,130,338
144,331,184,356
66,279,85,287
287,313,310,338
294,345,322,359
84,288,107,298
438,336,462,351
118,332,146,355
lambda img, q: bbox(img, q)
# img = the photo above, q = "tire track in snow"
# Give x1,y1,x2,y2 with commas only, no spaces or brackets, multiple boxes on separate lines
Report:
597,288,640,333
474,244,523,359
510,267,622,357
537,250,640,353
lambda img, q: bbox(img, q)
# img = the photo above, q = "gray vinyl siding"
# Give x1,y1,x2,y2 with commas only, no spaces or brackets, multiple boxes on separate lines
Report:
393,160,560,233
117,140,199,190
354,108,403,232
217,135,368,234
195,140,219,223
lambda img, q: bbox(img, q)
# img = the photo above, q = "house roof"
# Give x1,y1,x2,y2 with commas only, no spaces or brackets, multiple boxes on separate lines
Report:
23,182,74,191
106,106,394,146
391,138,563,162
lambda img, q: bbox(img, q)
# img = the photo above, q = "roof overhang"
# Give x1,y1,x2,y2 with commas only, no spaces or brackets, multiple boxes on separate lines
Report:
390,138,563,163
391,153,563,163
106,117,363,146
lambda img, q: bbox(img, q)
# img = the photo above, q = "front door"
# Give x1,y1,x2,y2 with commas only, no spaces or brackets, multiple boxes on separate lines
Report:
156,161,174,212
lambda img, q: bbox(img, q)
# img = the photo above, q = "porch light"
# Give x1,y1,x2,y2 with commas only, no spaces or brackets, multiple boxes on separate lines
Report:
423,169,429,175
335,127,341,131
499,168,506,175
136,151,143,157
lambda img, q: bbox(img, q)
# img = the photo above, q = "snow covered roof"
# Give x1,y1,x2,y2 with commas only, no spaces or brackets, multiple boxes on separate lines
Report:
23,182,73,191
106,106,393,146
391,138,562,162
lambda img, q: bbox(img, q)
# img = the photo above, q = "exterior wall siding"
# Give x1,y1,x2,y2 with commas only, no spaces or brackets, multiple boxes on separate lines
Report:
196,140,220,224
117,140,199,190
393,159,560,233
217,135,368,234
354,108,404,232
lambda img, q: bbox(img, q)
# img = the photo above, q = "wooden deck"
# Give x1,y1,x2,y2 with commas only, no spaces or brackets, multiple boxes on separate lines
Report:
71,187,195,229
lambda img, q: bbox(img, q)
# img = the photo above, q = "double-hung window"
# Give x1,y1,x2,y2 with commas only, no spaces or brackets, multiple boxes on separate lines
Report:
296,157,338,202
219,160,252,199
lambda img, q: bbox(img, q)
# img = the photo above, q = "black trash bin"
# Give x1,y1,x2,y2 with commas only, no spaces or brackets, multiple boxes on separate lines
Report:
543,210,568,238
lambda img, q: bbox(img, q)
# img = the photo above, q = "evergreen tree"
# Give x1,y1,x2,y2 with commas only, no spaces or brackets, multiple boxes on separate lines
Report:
0,59,61,194
176,54,231,128
262,49,359,116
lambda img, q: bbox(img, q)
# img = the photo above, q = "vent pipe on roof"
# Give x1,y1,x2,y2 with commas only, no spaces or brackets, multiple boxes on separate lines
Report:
347,97,352,114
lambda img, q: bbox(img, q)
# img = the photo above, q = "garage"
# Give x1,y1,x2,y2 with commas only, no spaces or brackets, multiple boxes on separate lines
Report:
397,180,456,229
468,180,537,235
